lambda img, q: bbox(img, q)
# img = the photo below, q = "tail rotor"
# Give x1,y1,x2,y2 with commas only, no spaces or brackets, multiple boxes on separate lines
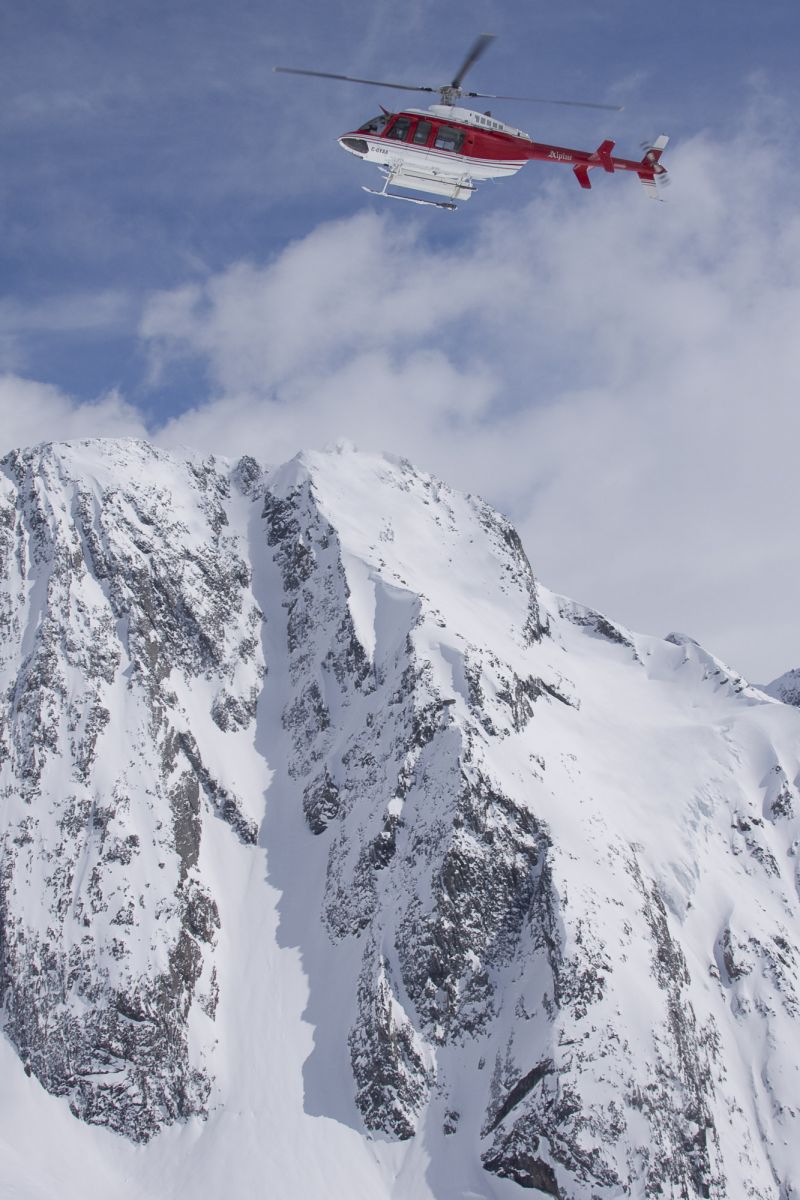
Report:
638,135,669,199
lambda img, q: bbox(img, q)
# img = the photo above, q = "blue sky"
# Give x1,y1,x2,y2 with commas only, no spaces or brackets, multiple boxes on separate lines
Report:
2,0,799,679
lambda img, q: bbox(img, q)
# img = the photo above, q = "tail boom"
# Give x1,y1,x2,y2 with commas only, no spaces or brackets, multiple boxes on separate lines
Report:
527,134,669,196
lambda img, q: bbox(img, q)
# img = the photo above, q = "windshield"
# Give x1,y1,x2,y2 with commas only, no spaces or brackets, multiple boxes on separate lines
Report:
359,114,389,135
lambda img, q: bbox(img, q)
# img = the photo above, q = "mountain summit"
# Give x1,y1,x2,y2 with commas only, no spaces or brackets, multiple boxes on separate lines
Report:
0,439,798,1199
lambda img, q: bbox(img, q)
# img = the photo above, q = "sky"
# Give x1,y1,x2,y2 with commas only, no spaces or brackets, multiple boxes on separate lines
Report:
1,0,799,681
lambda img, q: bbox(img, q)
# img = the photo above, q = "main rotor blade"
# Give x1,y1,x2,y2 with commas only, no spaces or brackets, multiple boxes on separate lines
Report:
450,33,496,89
274,63,624,111
274,66,435,93
465,89,623,111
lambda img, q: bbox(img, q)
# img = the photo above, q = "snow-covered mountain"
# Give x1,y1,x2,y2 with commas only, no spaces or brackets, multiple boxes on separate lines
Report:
762,668,800,709
1,438,799,1200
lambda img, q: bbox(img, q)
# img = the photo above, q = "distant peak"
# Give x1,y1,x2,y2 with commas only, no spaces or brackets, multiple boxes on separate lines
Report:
761,667,800,707
664,632,701,648
326,437,359,456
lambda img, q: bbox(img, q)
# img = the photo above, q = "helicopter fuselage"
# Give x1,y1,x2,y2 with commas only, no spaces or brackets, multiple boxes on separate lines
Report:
339,105,667,206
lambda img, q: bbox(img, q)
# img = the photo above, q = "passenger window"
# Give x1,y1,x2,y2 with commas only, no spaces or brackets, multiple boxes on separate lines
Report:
413,120,432,145
386,117,412,140
434,125,465,152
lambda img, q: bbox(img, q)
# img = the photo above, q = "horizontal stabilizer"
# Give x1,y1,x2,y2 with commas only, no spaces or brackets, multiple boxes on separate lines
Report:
594,139,615,172
573,164,591,190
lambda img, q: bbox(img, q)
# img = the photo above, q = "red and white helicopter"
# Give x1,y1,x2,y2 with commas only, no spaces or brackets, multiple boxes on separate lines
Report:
275,34,669,210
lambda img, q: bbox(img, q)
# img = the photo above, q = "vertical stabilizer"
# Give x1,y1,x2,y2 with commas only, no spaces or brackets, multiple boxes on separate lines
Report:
638,134,669,199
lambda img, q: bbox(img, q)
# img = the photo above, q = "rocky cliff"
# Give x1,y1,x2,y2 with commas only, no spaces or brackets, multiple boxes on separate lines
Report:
0,438,798,1200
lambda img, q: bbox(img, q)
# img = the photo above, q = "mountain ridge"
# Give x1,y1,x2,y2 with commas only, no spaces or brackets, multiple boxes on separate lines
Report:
0,437,798,1200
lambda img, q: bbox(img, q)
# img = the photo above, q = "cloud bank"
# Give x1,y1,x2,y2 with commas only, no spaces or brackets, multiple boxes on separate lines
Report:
0,375,145,452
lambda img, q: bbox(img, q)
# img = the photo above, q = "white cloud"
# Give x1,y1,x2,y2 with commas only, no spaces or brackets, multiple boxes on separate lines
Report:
0,375,146,458
140,212,499,393
0,290,135,337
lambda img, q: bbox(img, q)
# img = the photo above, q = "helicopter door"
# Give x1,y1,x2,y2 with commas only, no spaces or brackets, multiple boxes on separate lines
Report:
434,125,466,152
384,116,435,146
385,116,413,140
412,120,433,146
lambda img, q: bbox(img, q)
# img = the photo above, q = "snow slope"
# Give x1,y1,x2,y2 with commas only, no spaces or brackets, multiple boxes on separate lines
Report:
0,438,799,1200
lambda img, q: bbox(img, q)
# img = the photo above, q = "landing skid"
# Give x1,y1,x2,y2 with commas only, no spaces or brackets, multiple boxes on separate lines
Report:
362,185,456,211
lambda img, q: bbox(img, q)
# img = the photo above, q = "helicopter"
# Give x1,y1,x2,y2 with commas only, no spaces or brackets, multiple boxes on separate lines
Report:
275,34,669,210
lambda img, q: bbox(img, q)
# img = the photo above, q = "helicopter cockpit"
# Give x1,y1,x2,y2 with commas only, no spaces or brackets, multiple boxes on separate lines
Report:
359,114,389,135
355,112,468,153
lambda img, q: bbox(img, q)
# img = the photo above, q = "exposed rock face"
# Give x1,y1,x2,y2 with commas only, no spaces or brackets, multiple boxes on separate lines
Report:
0,440,264,1141
1,438,800,1200
763,667,800,708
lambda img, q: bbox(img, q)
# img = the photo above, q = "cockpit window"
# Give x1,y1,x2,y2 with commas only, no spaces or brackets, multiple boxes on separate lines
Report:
359,114,389,134
434,125,466,152
386,116,412,140
413,120,432,145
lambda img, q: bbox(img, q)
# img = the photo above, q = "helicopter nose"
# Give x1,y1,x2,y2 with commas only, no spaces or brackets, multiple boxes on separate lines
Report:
339,136,368,156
